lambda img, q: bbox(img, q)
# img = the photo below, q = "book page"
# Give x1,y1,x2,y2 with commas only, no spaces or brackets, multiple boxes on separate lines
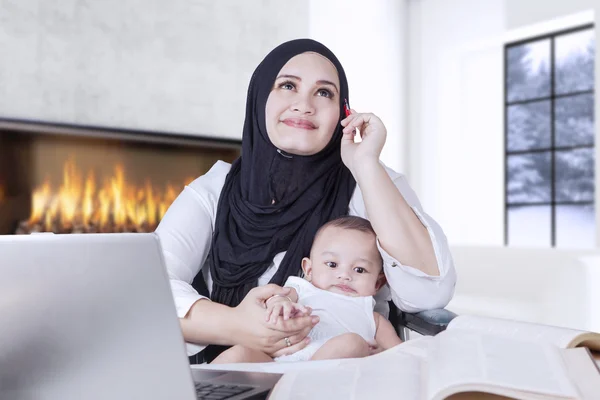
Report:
387,335,434,359
427,330,578,400
449,315,599,349
562,348,600,400
268,350,424,400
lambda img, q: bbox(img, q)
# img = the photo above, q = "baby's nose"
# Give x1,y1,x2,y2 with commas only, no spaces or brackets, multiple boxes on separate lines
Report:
337,270,351,280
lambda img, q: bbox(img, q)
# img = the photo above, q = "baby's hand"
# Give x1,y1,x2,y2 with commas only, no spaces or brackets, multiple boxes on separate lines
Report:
265,299,310,325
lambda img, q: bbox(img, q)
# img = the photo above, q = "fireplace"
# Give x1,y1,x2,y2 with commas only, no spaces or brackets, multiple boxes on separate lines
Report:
0,119,240,235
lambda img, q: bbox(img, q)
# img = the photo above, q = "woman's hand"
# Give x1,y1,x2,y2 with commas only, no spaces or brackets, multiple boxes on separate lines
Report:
265,298,310,325
231,284,318,358
340,110,387,175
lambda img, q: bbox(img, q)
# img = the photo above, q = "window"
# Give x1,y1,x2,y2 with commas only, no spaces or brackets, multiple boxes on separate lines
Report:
505,25,595,248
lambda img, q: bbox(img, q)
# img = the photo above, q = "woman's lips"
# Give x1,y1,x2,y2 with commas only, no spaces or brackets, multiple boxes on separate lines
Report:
334,284,356,293
282,118,316,129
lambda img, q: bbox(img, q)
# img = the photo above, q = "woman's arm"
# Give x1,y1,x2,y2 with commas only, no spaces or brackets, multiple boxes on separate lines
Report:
341,112,438,276
181,299,236,346
341,112,456,312
155,163,228,353
182,285,318,356
354,160,439,276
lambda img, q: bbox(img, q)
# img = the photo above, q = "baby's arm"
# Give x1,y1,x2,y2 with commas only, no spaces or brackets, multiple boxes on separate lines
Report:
265,288,309,324
266,287,298,304
285,287,299,303
374,312,403,351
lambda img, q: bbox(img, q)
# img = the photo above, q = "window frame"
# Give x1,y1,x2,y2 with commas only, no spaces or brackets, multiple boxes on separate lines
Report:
504,23,595,246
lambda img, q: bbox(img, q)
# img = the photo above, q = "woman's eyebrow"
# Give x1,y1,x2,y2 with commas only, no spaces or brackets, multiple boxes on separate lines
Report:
276,74,339,93
276,74,300,80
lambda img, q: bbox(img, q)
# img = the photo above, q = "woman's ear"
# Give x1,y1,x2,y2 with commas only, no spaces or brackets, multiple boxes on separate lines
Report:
301,257,313,281
375,271,387,291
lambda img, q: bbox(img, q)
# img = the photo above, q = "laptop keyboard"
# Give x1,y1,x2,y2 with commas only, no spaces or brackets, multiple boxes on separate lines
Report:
195,382,255,399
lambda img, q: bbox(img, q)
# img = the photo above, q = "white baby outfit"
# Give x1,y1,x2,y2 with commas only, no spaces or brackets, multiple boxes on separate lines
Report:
274,276,377,362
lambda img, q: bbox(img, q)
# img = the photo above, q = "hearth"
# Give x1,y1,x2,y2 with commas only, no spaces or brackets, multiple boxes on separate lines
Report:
0,119,240,235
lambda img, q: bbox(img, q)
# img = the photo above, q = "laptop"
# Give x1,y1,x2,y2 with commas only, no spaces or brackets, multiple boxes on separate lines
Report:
0,232,282,400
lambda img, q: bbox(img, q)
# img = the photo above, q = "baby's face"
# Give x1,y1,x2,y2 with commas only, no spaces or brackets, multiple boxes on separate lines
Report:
303,226,383,297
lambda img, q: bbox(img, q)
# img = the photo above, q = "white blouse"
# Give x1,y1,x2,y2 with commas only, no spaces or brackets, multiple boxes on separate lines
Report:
156,160,456,355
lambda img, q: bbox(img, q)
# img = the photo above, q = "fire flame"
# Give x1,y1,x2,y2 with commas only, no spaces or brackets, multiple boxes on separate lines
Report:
28,158,194,232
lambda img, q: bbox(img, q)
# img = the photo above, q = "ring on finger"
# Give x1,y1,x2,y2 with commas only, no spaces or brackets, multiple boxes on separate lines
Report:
284,337,292,347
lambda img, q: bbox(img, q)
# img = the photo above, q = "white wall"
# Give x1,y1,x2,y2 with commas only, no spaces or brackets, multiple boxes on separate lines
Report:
408,0,507,245
0,0,309,140
308,0,408,173
505,0,598,29
408,0,599,247
0,0,409,172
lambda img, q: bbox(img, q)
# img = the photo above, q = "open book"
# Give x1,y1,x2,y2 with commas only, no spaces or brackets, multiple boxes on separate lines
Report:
264,315,600,400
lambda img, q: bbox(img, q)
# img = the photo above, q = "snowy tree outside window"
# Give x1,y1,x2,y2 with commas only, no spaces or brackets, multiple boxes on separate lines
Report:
506,25,595,248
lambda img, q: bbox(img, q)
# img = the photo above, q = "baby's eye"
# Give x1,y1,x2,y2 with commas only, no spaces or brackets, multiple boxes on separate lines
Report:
325,261,337,268
317,88,333,98
354,267,366,274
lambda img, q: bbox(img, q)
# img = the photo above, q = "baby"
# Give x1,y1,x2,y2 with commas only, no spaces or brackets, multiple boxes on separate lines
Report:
212,216,403,364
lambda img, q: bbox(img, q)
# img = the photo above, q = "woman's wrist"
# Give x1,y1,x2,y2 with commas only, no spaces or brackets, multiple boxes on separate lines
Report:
184,299,237,346
352,156,382,183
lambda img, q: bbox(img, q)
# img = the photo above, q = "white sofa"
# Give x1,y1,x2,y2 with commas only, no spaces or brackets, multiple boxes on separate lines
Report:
446,246,600,332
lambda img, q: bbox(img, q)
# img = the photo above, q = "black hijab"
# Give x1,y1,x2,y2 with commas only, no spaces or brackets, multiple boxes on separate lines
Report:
197,39,356,308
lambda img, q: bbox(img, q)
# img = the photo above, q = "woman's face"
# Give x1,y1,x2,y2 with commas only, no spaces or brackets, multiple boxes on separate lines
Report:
265,52,341,156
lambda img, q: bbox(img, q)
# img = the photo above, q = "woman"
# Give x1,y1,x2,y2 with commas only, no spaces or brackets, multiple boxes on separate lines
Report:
156,39,456,363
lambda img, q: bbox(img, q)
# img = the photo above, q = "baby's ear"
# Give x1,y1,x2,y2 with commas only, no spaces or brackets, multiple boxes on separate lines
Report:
301,257,312,280
375,271,387,291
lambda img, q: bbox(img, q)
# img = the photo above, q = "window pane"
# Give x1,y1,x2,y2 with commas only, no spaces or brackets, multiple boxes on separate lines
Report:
507,205,551,246
555,148,595,202
555,29,595,95
556,204,595,248
507,40,551,102
507,152,552,203
555,94,595,147
507,101,551,151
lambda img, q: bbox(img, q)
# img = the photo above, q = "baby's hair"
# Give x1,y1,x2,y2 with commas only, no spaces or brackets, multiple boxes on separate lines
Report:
314,216,376,241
